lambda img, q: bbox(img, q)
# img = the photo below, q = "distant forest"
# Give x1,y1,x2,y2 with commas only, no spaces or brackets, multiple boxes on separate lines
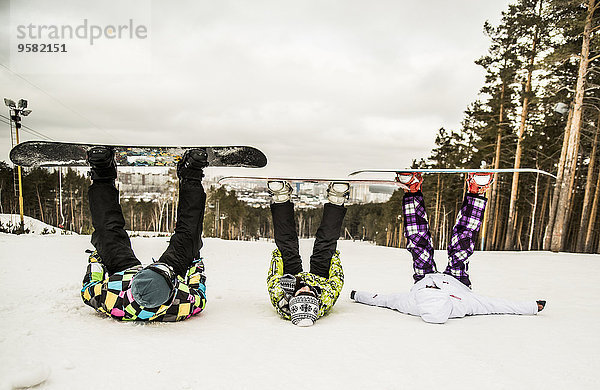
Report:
3,0,600,253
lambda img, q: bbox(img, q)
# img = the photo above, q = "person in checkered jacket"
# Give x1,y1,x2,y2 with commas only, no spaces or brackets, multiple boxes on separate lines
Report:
81,147,208,321
351,172,546,324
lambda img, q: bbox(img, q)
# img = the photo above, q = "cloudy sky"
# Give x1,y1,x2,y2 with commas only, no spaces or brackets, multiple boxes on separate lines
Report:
1,0,511,178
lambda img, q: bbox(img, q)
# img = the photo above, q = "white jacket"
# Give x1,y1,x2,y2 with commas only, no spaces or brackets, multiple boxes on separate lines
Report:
353,273,538,324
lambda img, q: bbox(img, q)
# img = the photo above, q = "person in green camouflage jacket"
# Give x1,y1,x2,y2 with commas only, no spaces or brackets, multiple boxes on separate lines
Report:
81,146,209,322
266,180,349,327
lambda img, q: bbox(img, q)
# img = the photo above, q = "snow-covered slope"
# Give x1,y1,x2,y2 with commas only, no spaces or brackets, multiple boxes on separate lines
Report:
0,214,69,235
0,235,598,389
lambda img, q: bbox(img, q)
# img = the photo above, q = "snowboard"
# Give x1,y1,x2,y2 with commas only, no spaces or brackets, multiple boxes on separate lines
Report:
218,176,401,185
349,168,557,179
218,176,401,195
10,141,268,168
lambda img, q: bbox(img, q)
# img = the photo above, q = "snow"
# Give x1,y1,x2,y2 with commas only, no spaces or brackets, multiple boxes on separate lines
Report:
0,214,70,235
0,234,599,389
9,363,50,389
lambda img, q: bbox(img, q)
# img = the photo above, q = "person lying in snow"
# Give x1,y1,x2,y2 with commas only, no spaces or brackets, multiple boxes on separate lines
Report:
266,181,349,327
81,147,207,321
351,172,546,324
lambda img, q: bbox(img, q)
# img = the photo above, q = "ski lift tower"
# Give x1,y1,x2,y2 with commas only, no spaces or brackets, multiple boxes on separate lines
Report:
4,97,31,232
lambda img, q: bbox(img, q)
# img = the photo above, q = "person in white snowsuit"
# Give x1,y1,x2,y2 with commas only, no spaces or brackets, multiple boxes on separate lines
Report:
351,172,545,324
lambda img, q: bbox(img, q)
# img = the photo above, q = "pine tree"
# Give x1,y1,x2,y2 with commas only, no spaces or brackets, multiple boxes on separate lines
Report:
504,0,547,250
474,13,521,249
546,0,600,251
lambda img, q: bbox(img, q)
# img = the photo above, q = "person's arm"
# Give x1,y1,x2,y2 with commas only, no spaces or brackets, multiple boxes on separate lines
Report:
152,260,207,322
353,290,417,315
184,259,207,316
81,256,109,314
318,250,344,317
266,249,291,319
469,293,538,316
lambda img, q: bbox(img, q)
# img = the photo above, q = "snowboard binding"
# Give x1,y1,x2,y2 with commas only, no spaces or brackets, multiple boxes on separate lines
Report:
177,149,209,182
466,172,494,195
267,180,294,203
326,182,350,206
87,146,117,181
395,172,423,193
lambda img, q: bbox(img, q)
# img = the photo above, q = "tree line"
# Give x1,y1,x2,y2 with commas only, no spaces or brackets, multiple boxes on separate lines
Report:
399,0,600,254
3,1,600,253
0,162,399,246
0,164,328,242
203,0,600,254
0,162,92,233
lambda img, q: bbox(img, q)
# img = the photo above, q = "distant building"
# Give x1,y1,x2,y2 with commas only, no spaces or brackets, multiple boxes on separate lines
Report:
114,172,395,205
117,168,176,201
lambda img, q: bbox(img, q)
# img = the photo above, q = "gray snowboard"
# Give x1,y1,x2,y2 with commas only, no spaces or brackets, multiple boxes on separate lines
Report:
10,141,267,168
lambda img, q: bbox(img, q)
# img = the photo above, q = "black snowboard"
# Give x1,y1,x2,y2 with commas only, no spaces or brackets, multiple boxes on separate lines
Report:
10,141,268,168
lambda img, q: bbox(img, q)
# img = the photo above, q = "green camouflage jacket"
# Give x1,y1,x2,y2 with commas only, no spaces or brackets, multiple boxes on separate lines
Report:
267,249,344,320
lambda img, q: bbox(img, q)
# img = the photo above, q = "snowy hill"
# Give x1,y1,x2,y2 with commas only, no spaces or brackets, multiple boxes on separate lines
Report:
0,214,71,235
0,235,598,389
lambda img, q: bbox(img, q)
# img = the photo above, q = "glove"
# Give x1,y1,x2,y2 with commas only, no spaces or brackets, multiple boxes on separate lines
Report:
191,257,205,273
279,274,297,297
87,250,103,263
83,261,106,285
187,258,207,291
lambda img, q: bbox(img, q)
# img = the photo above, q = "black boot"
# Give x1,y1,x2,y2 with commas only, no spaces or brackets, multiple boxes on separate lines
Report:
177,149,208,182
87,146,117,181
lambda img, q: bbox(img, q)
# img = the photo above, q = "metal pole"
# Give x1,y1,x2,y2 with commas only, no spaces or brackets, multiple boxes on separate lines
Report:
8,111,17,197
215,199,219,238
17,166,24,230
58,167,65,227
14,116,25,232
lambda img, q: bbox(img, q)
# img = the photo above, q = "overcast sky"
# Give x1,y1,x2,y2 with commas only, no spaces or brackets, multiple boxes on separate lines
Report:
1,0,511,178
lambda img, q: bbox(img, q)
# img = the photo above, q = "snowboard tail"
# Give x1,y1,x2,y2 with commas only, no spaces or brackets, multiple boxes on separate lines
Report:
10,141,267,168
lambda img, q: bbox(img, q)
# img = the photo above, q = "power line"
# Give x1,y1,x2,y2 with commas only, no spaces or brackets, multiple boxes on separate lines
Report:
0,63,117,142
0,113,50,139
22,125,55,140
0,113,54,141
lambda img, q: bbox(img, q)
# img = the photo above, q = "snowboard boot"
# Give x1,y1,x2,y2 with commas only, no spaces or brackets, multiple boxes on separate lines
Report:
396,172,423,193
467,172,494,195
267,180,293,203
177,149,209,183
327,181,350,206
537,300,546,312
87,146,117,182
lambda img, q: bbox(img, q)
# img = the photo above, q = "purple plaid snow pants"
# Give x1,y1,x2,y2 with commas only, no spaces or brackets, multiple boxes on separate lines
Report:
402,191,487,287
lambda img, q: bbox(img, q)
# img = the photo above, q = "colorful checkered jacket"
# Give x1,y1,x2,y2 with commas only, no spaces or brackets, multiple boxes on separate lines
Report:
81,251,206,321
267,249,344,320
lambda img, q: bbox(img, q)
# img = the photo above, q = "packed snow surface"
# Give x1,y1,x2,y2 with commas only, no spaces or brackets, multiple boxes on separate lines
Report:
0,234,598,389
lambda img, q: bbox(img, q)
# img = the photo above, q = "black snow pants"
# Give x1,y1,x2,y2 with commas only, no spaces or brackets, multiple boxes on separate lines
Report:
89,179,206,277
270,201,346,278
